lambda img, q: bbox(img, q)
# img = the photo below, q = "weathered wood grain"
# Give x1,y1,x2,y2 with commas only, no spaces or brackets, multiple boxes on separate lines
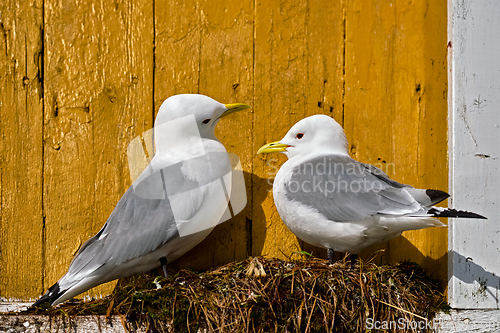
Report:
154,0,201,106
300,0,347,258
42,0,153,299
392,0,448,285
253,0,309,260
0,0,44,299
345,0,448,285
160,0,255,271
253,0,347,260
193,0,254,267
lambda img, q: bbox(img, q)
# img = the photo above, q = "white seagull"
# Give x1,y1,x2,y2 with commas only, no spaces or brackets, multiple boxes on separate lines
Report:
258,114,486,264
33,94,250,306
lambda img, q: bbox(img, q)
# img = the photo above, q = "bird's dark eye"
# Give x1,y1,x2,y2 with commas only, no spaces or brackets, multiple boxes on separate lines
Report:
296,133,304,139
202,118,211,124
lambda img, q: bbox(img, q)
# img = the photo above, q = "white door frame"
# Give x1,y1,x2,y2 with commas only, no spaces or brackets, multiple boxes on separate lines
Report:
448,0,500,309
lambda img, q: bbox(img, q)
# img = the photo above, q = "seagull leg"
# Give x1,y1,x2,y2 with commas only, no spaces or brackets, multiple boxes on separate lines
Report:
327,248,335,264
159,256,169,278
350,254,358,266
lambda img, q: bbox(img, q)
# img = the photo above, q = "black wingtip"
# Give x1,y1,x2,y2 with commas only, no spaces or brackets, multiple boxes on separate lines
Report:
31,282,63,308
426,189,450,205
428,208,487,219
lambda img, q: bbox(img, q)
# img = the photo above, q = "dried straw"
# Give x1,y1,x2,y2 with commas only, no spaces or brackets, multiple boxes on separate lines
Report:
27,256,446,332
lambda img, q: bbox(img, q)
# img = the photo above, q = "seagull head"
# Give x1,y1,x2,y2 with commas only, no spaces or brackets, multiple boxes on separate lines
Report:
258,114,349,159
155,94,251,140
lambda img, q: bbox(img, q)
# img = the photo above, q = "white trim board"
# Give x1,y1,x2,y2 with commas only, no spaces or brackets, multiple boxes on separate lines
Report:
0,315,137,332
435,310,500,332
0,302,31,314
448,0,500,309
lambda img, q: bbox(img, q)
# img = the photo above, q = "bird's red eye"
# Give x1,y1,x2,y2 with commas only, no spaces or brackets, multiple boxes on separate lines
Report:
296,133,304,139
202,118,211,124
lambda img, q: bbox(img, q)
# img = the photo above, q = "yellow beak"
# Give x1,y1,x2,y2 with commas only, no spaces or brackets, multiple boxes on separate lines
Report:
257,141,290,154
220,103,251,118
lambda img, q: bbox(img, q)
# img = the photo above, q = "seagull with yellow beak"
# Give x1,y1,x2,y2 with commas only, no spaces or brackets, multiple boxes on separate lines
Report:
258,115,486,264
34,94,250,306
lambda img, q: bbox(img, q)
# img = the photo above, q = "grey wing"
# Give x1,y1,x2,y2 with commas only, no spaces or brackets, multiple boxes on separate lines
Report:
65,163,199,278
360,162,408,189
362,162,450,206
284,155,423,222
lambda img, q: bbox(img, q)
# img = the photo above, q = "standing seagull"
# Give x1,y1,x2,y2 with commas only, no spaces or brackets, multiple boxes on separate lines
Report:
258,115,485,264
33,94,250,306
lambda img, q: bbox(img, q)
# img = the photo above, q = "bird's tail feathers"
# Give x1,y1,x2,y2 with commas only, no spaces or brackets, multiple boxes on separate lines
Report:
378,215,445,234
424,190,450,205
31,282,65,308
427,207,487,219
406,188,450,206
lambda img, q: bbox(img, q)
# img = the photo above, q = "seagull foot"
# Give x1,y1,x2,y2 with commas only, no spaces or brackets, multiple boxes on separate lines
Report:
327,248,335,264
159,256,169,278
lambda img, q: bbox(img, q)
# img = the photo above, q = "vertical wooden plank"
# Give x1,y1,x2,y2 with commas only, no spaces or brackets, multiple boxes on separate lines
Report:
192,0,254,268
302,0,346,258
253,0,308,260
90,0,154,297
449,0,500,308
43,0,153,300
253,0,345,260
345,0,448,285
43,0,98,298
157,0,255,271
154,0,202,270
344,0,396,172
398,0,448,284
306,0,345,123
154,0,201,108
0,0,44,300
344,0,392,262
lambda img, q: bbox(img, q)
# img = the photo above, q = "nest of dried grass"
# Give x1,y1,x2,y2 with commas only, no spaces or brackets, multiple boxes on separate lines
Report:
27,256,446,332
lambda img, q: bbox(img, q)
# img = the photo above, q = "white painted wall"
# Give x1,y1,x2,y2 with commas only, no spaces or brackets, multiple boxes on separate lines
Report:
448,0,500,309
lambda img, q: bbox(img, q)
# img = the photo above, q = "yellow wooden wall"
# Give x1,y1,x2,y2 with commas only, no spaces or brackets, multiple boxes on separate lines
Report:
0,0,448,301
